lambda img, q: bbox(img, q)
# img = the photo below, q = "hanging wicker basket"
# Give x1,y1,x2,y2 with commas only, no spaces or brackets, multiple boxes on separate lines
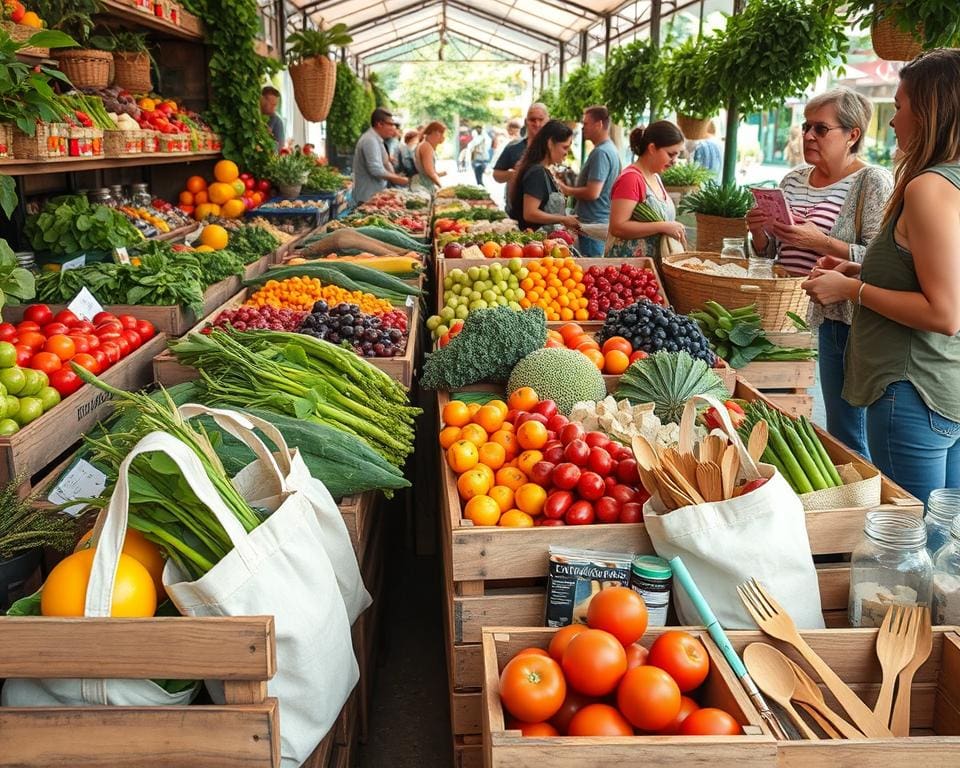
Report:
113,51,152,94
677,115,711,140
56,49,113,89
290,55,337,122
1,21,49,57
694,213,747,253
871,16,922,61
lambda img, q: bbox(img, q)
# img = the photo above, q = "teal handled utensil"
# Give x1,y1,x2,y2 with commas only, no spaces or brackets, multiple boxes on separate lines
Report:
669,555,790,740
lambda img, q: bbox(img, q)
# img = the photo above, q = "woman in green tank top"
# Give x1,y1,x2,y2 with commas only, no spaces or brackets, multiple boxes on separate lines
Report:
802,50,960,504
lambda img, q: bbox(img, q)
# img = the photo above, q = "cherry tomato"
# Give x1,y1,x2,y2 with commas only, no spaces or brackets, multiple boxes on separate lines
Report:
564,500,595,525
659,695,699,735
100,341,121,364
562,629,627,696
576,471,605,501
586,586,649,646
499,653,566,724
619,502,644,524
121,329,142,351
567,703,633,736
0,322,16,342
92,311,118,325
44,334,76,362
18,331,46,350
647,631,711,693
118,314,138,331
41,322,70,337
29,351,62,375
67,334,90,354
678,707,741,736
49,367,82,396
70,352,101,375
616,665,682,731
14,344,32,366
53,309,79,326
16,321,40,333
23,304,53,325
543,490,575,520
135,319,156,340
547,624,588,662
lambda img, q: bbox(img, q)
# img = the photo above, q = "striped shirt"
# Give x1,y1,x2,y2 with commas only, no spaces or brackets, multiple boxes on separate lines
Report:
778,167,864,276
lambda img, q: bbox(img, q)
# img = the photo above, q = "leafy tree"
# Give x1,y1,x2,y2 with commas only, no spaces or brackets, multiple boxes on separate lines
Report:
555,63,603,122
396,62,504,128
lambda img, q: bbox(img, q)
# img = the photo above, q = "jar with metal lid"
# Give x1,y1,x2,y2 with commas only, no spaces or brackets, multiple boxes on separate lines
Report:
848,510,933,627
109,184,129,206
932,515,960,625
925,488,960,556
720,237,746,260
88,188,114,207
131,182,152,208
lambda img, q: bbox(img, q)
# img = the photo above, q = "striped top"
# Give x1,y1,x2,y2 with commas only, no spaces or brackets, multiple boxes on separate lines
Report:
778,167,864,276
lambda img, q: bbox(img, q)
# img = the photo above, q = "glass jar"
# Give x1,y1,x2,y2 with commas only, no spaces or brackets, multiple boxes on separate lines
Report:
720,237,746,260
933,515,960,625
629,555,672,628
88,188,114,207
925,488,960,555
848,510,933,627
110,184,129,206
131,183,152,208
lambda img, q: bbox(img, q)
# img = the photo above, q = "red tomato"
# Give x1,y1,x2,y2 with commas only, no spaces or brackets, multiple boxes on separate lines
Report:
629,350,649,363
616,459,642,486
542,490,574,520
646,630,711,693
71,320,95,334
584,431,611,450
595,496,621,523
587,446,614,476
18,331,46,350
100,341,121,364
28,351,62,375
625,642,649,669
71,352,101,375
528,461,555,487
41,322,70,337
564,500,595,525
549,688,598,734
14,344,32,366
576,471,605,501
561,629,627,696
114,335,131,357
84,334,100,350
547,624,588,662
499,653,566,724
44,334,76,362
530,399,557,420
135,319,156,340
567,703,633,736
67,334,90,354
586,586,649,646
92,312,118,325
616,665,682,731
619,502,643,524
118,314,138,331
513,647,550,659
121,329,142,351
678,707,741,736
53,309,79,326
23,304,53,325
659,695,699,735
49,368,82,396
563,439,590,466
506,719,559,737
550,462,581,491
0,322,16,342
16,321,40,333
558,422,585,444
91,349,109,370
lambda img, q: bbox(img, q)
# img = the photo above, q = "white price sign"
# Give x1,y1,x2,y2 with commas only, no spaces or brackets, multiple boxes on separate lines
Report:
47,458,108,518
67,287,105,322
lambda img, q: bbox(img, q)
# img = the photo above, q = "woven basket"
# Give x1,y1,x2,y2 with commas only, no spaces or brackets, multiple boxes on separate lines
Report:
0,123,12,158
104,129,142,157
661,252,810,332
290,55,337,122
2,21,49,57
13,123,67,160
694,213,747,253
142,130,159,153
113,51,152,94
871,17,922,61
677,115,711,140
56,49,113,89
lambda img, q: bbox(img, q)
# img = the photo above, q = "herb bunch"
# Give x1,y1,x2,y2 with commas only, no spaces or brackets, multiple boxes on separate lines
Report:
0,476,79,561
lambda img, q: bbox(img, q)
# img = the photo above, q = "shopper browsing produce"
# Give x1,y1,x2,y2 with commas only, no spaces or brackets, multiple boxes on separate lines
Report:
412,121,448,195
493,102,549,216
260,86,284,151
352,108,410,203
510,120,580,233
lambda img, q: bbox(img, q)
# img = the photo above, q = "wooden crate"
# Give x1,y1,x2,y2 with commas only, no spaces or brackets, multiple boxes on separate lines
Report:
738,332,816,418
481,626,771,768
0,332,167,486
0,616,280,767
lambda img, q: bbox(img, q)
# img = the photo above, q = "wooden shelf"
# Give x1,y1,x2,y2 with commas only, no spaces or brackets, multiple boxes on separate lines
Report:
0,151,220,177
98,0,203,41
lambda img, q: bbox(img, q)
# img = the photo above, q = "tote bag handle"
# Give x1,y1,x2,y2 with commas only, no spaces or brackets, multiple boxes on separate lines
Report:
678,393,762,481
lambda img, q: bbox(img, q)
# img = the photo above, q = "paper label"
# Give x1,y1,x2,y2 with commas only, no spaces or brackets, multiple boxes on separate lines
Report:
405,295,415,307
61,255,86,272
67,287,105,322
183,223,204,246
47,458,108,518
114,246,130,265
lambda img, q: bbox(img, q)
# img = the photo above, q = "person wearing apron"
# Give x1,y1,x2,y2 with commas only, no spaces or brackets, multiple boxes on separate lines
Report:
510,120,580,233
411,121,447,196
606,122,688,260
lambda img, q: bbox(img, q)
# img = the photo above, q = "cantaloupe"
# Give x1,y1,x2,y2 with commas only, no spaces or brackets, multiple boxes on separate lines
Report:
507,348,606,415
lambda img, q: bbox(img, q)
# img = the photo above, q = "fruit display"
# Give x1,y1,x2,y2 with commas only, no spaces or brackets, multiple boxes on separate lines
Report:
177,161,271,221
598,300,717,365
245,277,394,315
582,263,666,318
1,2,43,26
440,387,649,527
298,301,407,358
507,348,606,416
438,232,564,259
331,211,428,237
209,305,307,333
546,322,649,375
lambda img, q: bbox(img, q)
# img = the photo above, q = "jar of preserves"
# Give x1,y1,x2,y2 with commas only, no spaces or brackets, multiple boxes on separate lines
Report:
720,237,746,260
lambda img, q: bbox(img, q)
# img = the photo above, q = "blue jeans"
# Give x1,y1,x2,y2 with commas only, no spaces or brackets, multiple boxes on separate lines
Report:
577,233,605,257
867,380,960,505
818,320,870,459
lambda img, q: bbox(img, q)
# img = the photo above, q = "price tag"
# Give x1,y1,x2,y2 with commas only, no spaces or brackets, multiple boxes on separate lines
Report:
61,255,86,272
406,295,415,308
47,458,108,518
67,287,105,322
114,246,130,265
183,223,204,246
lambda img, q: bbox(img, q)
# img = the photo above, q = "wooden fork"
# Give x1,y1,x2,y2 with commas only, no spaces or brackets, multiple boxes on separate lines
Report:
873,604,921,728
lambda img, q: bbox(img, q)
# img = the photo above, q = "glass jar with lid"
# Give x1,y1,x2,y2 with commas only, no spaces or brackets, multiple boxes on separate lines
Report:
131,182,152,208
848,510,933,627
720,237,746,260
88,188,114,207
109,184,129,206
925,488,960,555
933,514,960,625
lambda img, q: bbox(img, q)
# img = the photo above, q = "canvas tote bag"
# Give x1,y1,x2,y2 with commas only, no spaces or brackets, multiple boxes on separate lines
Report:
643,394,824,630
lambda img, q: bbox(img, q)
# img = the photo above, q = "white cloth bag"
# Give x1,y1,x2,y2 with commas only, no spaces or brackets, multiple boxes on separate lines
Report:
643,394,824,630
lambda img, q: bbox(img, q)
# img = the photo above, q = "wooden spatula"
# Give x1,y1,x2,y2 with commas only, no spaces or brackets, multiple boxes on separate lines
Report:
748,420,769,462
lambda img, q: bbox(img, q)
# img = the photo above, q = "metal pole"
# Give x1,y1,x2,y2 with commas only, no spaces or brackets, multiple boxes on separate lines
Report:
580,30,588,65
650,0,662,119
721,0,746,187
278,0,286,58
604,14,611,61
558,40,566,83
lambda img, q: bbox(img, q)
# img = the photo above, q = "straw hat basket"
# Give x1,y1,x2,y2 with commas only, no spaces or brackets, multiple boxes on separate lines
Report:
113,51,152,94
871,17,922,61
694,213,747,253
677,115,710,140
660,252,810,332
290,55,337,122
55,49,113,89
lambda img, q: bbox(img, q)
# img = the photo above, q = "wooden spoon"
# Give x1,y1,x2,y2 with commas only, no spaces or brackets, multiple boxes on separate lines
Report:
696,462,723,502
721,444,740,499
660,453,705,504
632,435,660,471
748,420,769,463
743,643,819,740
787,659,864,739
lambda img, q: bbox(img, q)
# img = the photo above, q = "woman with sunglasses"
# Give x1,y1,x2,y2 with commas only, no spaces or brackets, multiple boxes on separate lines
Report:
748,88,893,459
803,50,960,504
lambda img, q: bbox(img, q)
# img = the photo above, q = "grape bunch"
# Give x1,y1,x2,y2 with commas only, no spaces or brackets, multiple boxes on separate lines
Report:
598,299,716,365
299,301,406,358
379,309,409,333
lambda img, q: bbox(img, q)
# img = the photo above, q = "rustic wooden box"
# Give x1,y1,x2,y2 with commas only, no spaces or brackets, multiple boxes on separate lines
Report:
0,615,280,768
480,626,772,768
737,332,815,418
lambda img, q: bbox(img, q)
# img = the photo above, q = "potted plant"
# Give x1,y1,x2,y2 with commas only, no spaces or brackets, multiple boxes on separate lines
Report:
555,63,603,124
846,1,960,60
33,0,114,89
266,150,315,198
678,181,754,252
664,38,724,139
327,62,368,156
601,38,664,126
286,23,353,122
660,161,715,201
105,31,153,94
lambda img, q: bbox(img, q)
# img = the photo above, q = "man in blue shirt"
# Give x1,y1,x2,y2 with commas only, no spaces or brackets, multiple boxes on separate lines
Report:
693,121,723,182
492,102,548,217
260,86,284,152
352,108,409,203
557,106,621,256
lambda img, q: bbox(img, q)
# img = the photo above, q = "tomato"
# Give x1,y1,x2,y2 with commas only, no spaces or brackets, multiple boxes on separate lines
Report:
53,309,79,326
659,695,699,735
92,311,118,325
67,334,90,354
625,642,649,669
28,351,62,375
41,322,70,337
0,322,15,342
562,629,627,696
549,688,597,734
616,664,682,731
506,719,559,737
601,336,632,356
587,446,614,476
586,586,648,646
567,703,633,736
499,653,566,724
16,321,40,333
14,344,32,367
563,439,590,466
647,630,710,692
584,431,611,451
678,707,741,736
558,422,584,444
49,367,82,396
513,647,550,659
135,319,156,340
619,502,643,523
114,335,131,357
550,462,580,490
121,329,142,351
84,334,100,350
543,490,574,520
95,328,121,343
118,314,138,331
44,334,76,362
100,341,121,365
23,304,53,325
91,349,109,370
576,471,605,501
18,330,45,350
71,352,100,375
610,484,637,506
564,500,595,525
595,496,621,523
616,459,642,486
530,399,557,419
547,624,588,662
629,350,649,363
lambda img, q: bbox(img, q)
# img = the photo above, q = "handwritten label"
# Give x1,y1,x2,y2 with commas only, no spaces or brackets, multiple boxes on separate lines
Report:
61,255,86,272
114,246,130,265
47,458,107,518
67,287,105,322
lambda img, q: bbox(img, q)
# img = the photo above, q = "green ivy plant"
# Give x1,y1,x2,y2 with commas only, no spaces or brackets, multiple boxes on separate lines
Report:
534,85,561,118
367,71,391,109
285,24,352,65
555,63,603,123
846,0,960,49
327,63,368,152
664,38,724,121
601,39,664,125
32,0,111,49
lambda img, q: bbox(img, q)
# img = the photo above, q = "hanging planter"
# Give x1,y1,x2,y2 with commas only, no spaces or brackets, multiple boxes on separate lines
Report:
676,115,711,140
664,39,723,135
848,1,959,61
113,51,152,94
56,48,113,89
870,17,922,60
286,24,353,123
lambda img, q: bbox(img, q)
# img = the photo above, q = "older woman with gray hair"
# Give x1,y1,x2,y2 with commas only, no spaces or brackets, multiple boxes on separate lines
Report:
747,87,893,459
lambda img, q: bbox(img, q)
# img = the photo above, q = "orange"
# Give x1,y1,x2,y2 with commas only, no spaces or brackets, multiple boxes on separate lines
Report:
473,404,505,433
488,485,515,513
603,349,630,375
474,462,495,488
514,483,547,516
178,190,194,206
193,189,209,205
220,198,246,219
480,241,500,258
439,426,462,449
489,429,519,458
516,420,548,450
207,181,236,205
582,347,605,370
517,449,544,476
194,202,220,220
186,175,207,194
464,495,502,526
40,549,156,618
478,441,506,470
487,399,509,419
442,400,471,427
447,440,479,473
458,467,493,501
214,159,240,183
602,336,633,356
508,386,539,412
558,322,585,343
200,224,229,250
499,420,515,432
460,423,488,447
495,466,528,491
467,402,482,417
499,509,535,528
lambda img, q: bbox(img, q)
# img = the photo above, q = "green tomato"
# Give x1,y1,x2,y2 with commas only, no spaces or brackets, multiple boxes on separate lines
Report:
426,315,442,331
518,267,529,280
0,418,18,436
479,267,490,281
497,296,508,306
15,396,43,426
504,289,516,301
0,367,25,396
38,386,61,412
3,396,18,418
481,289,496,303
19,369,42,397
469,291,482,302
508,301,522,311
449,268,464,281
0,342,16,369
508,257,522,273
497,280,509,292
450,283,463,295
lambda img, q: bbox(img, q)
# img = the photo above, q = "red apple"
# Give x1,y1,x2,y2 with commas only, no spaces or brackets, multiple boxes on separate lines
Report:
522,242,544,259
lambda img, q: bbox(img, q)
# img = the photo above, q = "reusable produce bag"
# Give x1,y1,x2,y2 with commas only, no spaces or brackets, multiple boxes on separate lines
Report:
643,394,824,630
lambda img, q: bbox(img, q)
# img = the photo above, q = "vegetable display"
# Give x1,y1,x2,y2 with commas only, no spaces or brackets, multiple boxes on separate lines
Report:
26,196,143,257
227,226,280,265
245,276,395,315
691,301,817,368
615,351,727,425
248,262,420,305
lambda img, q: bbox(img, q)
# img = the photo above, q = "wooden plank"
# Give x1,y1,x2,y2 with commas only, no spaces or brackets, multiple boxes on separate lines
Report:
302,729,335,768
763,393,813,418
738,360,815,389
0,151,218,177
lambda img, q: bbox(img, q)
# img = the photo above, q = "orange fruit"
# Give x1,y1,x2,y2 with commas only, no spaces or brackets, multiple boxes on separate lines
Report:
442,400,471,427
488,484,515,513
214,159,240,183
473,404,505,433
207,181,236,205
582,347,605,370
220,198,246,219
508,386,539,412
20,11,42,28
40,549,156,618
499,420,515,433
546,337,565,348
458,466,493,501
489,429,519,458
495,466,528,491
574,337,601,352
487,399,509,419
480,241,501,258
478,441,506,470
499,509,535,528
467,402,482,417
514,483,547,516
474,462,495,487
464,495,502,526
186,175,207,194
439,426,462,449
602,336,633,356
200,224,229,250
194,202,220,220
603,349,630,375
178,190,194,206
558,322,585,343
460,423,488,447
193,189,209,205
517,449,544,476
447,440,479,473
516,420,549,450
